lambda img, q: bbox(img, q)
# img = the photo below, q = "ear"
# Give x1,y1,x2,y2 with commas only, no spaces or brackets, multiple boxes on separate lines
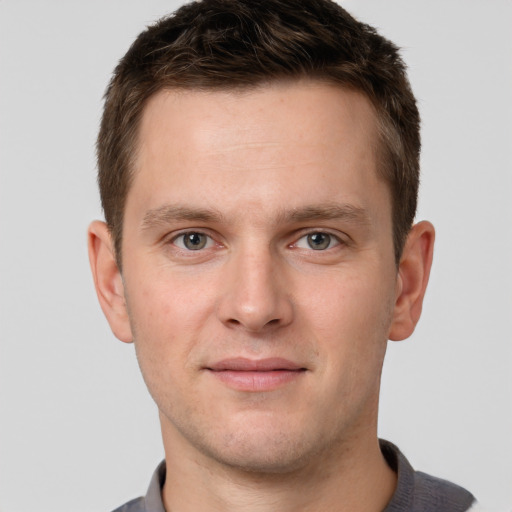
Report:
388,221,435,341
87,221,133,343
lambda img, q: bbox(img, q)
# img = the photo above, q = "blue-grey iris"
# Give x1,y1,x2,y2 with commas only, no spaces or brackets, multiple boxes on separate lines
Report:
184,232,207,250
307,233,331,250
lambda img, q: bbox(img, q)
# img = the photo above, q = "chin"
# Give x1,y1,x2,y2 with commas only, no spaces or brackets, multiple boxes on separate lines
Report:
198,425,328,475
211,448,313,475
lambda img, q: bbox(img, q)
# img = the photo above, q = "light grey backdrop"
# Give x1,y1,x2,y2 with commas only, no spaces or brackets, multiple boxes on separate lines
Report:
1,1,511,511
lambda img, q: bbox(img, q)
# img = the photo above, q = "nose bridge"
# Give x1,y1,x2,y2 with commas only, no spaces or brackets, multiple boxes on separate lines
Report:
217,239,292,332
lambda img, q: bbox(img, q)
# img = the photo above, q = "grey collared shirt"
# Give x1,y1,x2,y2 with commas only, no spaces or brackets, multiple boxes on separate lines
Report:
111,440,476,512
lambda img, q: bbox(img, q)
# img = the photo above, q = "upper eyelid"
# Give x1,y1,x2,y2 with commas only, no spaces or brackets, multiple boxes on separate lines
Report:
293,231,342,247
171,231,213,240
170,229,211,239
162,227,348,246
292,228,347,242
166,228,217,243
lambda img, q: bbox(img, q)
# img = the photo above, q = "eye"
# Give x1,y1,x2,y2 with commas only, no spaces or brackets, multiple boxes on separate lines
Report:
173,232,213,251
295,232,340,251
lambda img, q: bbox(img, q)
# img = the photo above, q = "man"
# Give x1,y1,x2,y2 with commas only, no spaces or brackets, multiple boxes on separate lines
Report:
88,0,479,510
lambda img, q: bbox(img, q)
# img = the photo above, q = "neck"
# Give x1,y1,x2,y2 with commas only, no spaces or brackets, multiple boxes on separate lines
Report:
161,424,396,512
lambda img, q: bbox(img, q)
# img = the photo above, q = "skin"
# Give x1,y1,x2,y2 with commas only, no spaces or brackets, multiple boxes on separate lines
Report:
89,81,434,512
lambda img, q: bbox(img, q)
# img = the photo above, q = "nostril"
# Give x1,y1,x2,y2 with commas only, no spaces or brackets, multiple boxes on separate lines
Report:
224,316,282,332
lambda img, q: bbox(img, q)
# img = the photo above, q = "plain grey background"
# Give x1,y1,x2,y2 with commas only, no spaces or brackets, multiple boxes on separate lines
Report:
1,1,511,511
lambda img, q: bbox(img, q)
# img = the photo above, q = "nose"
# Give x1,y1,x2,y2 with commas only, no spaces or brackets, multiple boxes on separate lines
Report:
217,245,294,333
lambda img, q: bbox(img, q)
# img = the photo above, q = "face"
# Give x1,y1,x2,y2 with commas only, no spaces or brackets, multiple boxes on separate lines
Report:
118,82,401,473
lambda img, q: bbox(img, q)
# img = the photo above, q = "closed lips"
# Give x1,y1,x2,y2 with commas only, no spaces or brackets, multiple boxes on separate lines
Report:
206,357,306,372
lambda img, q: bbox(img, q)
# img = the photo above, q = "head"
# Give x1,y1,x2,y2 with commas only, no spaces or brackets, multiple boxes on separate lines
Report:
89,0,434,478
97,0,420,268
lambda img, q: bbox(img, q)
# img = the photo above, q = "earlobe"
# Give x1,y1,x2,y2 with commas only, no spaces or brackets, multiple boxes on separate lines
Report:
388,221,435,341
87,221,134,343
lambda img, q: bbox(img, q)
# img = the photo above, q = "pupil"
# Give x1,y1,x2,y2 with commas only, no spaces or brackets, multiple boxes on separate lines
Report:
308,233,330,250
185,233,206,250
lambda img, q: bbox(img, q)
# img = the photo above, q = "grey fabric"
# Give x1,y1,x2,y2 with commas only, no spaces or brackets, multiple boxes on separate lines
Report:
111,441,475,512
112,461,166,512
380,440,475,512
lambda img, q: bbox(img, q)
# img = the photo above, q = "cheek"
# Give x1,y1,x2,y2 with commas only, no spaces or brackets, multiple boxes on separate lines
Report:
127,265,215,336
303,268,394,333
127,282,200,410
299,267,395,376
124,268,220,390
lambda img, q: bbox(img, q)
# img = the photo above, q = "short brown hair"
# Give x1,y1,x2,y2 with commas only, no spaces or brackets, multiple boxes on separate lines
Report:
97,0,420,266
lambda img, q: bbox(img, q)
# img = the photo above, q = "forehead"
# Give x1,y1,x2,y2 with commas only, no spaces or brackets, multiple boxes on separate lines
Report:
138,80,379,152
128,81,386,223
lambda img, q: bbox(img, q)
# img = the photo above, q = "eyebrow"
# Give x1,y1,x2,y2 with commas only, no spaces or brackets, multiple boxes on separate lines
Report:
141,205,225,231
285,204,370,226
141,202,370,231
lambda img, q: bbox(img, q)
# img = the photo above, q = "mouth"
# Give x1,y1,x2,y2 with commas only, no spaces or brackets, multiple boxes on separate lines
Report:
205,357,307,392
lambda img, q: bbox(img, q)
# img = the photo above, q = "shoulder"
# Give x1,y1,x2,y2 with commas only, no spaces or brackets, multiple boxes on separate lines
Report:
109,460,166,512
110,496,145,512
413,470,476,511
380,440,476,512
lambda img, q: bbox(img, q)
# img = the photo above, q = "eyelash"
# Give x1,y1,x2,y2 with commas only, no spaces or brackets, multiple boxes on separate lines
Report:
168,230,345,252
293,231,342,251
170,231,217,251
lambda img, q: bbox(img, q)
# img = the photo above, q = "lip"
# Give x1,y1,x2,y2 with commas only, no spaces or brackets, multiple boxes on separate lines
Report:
205,357,307,392
207,357,305,372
